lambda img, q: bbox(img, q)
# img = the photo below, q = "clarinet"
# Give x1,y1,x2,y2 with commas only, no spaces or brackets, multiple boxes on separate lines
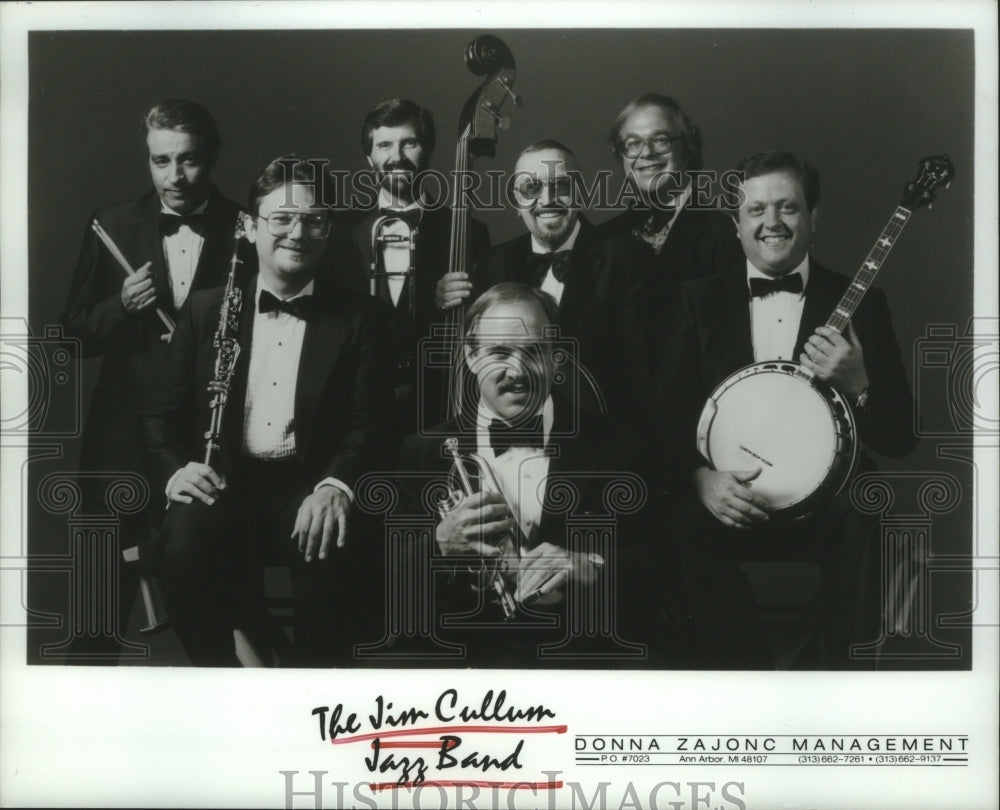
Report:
203,215,246,466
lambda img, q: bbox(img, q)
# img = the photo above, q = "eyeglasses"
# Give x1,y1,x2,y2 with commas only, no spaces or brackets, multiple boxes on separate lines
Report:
620,133,684,159
515,176,573,200
256,212,331,238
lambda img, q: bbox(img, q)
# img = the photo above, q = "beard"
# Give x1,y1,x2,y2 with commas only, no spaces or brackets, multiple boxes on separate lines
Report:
527,203,575,248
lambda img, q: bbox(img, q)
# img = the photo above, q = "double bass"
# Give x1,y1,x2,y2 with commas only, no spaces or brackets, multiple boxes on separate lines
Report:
441,35,521,419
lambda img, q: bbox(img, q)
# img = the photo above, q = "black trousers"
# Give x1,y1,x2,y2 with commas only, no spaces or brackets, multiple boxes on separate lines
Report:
668,491,882,669
155,459,361,667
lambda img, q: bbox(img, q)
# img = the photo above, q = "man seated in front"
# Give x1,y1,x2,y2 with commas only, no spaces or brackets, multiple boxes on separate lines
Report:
400,282,667,666
139,156,392,667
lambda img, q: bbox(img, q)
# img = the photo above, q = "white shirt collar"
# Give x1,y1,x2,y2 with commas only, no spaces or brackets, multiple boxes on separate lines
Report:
159,198,209,217
377,188,427,212
476,396,554,450
257,276,315,304
531,219,581,255
746,254,810,291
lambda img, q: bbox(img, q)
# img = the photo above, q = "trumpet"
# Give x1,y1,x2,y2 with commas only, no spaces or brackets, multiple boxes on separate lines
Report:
438,437,519,620
370,213,418,363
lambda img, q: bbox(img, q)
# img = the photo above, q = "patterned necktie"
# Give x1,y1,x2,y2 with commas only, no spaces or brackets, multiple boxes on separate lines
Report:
160,213,207,236
488,414,545,456
527,250,573,286
258,290,319,320
748,273,804,298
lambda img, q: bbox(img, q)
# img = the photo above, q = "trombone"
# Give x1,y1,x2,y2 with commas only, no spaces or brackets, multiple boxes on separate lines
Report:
370,213,418,366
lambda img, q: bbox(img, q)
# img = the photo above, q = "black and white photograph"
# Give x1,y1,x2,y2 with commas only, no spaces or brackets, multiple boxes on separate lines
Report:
1,1,997,808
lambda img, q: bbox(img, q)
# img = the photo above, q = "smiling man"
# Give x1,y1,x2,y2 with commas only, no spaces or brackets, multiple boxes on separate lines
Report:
399,283,665,666
440,140,642,437
329,98,490,434
655,150,916,668
597,95,744,403
59,99,242,663
139,156,393,667
599,93,741,273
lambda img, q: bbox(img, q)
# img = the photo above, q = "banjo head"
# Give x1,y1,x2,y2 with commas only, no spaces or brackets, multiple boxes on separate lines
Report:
698,363,856,516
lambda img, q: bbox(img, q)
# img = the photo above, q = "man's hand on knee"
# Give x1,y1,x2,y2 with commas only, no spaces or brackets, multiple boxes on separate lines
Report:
292,485,350,563
166,462,227,506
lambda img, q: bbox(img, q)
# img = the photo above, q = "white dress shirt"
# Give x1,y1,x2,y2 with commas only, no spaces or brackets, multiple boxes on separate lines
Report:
531,220,581,306
160,199,207,311
374,189,423,307
748,256,810,362
475,397,554,545
242,279,313,459
165,277,351,501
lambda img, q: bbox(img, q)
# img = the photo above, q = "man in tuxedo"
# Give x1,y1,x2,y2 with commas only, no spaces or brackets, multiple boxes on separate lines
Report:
139,156,392,667
436,140,642,434
329,98,490,434
59,99,243,661
598,94,743,391
400,283,666,666
657,150,917,668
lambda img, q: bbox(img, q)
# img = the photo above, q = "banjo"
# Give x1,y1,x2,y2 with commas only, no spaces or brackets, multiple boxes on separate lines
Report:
696,155,954,520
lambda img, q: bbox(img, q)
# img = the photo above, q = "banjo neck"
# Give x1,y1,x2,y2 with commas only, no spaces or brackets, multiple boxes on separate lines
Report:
823,154,955,333
824,205,911,334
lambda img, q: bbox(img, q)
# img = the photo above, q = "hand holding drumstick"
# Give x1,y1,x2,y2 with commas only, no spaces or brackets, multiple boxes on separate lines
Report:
91,219,176,335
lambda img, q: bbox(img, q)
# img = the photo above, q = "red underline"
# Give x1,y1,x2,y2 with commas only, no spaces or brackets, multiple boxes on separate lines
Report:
330,724,567,744
370,780,563,792
374,740,443,749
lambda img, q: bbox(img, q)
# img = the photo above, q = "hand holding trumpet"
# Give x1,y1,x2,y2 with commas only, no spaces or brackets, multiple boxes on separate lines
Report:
434,490,515,557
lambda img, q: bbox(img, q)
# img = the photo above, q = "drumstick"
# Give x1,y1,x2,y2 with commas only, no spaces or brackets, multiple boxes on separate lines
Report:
91,220,176,334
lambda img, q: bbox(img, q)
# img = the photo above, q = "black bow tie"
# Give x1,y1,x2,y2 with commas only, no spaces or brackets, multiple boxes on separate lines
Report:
488,414,544,456
258,290,319,320
160,212,207,236
378,207,422,229
527,250,573,285
748,272,804,298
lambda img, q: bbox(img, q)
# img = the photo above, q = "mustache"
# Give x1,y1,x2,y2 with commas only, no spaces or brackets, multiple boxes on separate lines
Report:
497,376,528,393
381,159,418,174
496,365,544,392
532,201,569,213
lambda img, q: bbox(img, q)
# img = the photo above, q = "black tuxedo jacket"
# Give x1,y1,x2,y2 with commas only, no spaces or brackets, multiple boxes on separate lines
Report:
139,272,394,516
397,398,670,662
657,259,918,488
60,186,243,477
328,206,490,431
597,207,744,391
597,206,744,286
471,219,644,423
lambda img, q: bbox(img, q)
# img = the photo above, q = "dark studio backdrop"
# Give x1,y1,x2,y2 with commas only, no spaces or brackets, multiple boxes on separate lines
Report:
25,28,976,666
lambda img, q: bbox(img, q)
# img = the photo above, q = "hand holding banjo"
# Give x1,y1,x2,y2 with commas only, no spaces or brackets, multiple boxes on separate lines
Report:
696,155,955,522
